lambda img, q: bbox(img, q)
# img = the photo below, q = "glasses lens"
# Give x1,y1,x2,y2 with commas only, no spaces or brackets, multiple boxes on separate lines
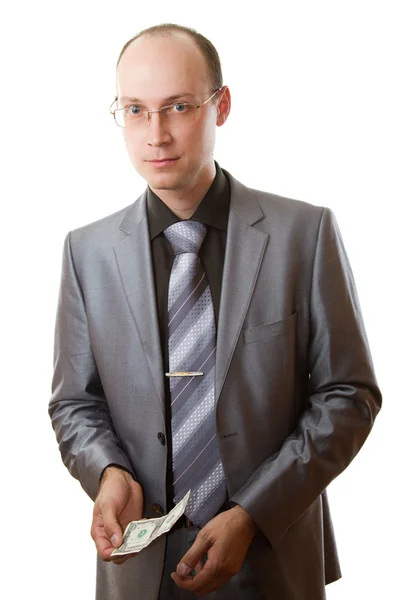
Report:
166,103,197,125
121,106,146,128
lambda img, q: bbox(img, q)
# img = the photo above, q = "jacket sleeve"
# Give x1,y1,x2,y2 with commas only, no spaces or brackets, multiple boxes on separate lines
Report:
48,231,136,502
231,207,382,548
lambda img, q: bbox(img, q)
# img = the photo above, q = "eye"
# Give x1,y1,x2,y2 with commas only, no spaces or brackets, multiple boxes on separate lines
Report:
127,104,142,115
171,102,188,112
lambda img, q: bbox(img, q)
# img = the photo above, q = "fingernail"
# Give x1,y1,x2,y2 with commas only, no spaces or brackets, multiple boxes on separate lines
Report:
177,562,190,576
111,534,119,547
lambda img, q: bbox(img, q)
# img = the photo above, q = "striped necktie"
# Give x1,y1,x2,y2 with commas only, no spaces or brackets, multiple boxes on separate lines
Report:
163,220,228,527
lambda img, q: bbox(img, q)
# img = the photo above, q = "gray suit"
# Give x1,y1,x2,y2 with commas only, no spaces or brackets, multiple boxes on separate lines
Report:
49,167,382,599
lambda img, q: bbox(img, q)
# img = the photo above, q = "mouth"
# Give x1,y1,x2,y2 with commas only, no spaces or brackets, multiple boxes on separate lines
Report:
148,157,180,167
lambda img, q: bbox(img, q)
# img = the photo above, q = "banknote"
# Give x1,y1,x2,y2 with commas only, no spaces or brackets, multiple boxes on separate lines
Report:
111,490,191,557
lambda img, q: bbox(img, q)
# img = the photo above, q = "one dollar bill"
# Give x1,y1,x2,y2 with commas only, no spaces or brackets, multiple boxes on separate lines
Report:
111,490,191,557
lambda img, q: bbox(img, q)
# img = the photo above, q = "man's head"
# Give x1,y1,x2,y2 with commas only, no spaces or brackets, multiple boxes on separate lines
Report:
115,24,230,195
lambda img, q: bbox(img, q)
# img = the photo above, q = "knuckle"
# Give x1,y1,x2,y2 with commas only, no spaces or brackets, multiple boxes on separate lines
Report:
214,565,222,577
208,559,221,576
184,552,195,564
198,529,210,543
99,553,111,562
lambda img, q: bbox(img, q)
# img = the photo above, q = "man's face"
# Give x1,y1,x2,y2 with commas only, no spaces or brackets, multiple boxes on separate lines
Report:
116,33,224,192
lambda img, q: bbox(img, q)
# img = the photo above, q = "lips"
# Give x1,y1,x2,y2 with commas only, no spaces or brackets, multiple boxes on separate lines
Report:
150,158,178,162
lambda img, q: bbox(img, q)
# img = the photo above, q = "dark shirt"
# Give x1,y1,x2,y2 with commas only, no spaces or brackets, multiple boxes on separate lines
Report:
100,160,231,513
147,159,231,511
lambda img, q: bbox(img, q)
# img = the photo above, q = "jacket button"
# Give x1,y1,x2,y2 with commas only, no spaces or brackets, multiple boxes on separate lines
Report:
152,503,164,515
157,432,166,445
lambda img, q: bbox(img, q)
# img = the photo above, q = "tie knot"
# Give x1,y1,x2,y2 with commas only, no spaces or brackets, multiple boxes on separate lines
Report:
163,221,207,255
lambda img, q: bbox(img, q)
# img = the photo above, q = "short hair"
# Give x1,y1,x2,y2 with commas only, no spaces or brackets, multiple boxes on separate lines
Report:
116,23,223,99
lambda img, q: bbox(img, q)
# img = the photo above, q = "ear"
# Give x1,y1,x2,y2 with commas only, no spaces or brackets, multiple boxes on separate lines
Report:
216,85,231,127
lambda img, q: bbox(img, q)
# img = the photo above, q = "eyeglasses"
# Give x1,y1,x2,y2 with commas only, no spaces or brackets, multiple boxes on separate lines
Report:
109,88,222,128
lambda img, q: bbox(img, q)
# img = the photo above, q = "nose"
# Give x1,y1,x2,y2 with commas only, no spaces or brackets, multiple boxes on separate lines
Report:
147,110,172,147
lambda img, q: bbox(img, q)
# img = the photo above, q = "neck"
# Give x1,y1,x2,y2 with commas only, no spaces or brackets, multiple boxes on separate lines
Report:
149,160,216,220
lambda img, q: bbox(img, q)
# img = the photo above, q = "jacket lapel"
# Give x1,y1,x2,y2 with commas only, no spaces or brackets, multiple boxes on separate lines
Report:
113,190,165,416
215,170,269,403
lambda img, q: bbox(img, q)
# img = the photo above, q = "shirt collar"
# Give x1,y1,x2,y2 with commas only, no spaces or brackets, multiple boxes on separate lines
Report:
146,160,230,240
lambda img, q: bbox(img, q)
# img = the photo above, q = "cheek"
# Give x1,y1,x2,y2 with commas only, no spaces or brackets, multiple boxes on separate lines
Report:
197,124,216,158
184,121,215,154
122,133,142,166
123,132,135,153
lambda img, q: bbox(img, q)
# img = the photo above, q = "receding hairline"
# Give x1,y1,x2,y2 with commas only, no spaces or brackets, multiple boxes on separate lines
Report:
117,30,204,69
116,31,211,94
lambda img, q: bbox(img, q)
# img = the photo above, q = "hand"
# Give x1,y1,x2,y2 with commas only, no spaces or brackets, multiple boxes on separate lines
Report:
171,505,258,596
91,466,143,565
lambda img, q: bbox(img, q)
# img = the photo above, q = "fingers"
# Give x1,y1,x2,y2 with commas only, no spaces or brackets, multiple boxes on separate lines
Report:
194,559,204,575
176,528,213,577
91,506,124,561
101,503,123,548
91,517,138,564
112,557,127,566
171,513,248,596
110,552,138,566
91,511,109,556
171,527,221,595
172,555,234,597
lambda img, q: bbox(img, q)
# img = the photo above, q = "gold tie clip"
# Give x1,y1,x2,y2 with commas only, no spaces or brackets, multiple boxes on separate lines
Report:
165,371,204,377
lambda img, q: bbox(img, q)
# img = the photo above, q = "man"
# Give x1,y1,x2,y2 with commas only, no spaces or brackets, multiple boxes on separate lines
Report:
49,23,382,600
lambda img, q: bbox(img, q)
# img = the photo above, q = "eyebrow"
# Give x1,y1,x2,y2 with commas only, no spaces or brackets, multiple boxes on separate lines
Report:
119,93,195,105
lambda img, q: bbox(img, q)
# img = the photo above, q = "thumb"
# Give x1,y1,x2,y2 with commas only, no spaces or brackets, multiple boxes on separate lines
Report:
177,530,211,576
102,505,123,548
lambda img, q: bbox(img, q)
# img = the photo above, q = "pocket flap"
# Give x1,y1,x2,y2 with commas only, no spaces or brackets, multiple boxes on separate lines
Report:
243,309,298,344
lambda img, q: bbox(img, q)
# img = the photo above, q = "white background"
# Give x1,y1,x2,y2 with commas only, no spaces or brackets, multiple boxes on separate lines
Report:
1,1,398,598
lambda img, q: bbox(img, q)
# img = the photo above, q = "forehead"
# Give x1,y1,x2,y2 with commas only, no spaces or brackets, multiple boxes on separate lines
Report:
116,33,209,102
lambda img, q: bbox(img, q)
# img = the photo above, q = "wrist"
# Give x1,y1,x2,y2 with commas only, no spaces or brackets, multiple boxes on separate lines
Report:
100,465,134,486
232,504,258,536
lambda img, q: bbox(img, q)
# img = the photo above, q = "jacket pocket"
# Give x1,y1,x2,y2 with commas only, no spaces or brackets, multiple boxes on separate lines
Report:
243,309,298,344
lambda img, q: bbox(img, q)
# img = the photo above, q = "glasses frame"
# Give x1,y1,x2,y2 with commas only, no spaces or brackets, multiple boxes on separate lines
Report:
109,87,222,128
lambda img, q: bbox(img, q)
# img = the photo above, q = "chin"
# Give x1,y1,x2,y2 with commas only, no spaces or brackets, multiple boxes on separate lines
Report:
148,168,182,184
151,181,180,192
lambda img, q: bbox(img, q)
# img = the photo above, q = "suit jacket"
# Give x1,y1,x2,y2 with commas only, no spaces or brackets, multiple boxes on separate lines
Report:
49,167,382,600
